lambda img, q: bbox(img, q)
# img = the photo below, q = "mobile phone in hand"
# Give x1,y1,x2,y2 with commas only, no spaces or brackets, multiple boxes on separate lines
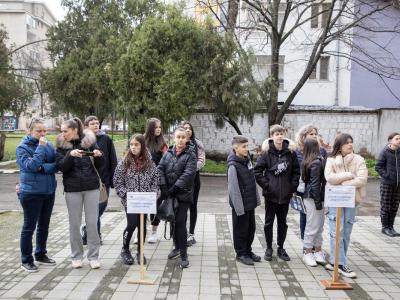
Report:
82,151,94,156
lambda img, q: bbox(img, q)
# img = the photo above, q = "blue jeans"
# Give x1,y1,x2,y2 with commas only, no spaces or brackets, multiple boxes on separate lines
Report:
327,207,356,266
19,193,55,264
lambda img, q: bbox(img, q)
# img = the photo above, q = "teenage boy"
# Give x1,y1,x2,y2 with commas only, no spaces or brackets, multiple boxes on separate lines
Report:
81,116,118,245
254,125,300,261
227,136,261,265
376,132,400,237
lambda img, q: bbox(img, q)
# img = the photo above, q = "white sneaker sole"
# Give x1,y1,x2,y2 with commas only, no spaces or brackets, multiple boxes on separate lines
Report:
21,266,38,273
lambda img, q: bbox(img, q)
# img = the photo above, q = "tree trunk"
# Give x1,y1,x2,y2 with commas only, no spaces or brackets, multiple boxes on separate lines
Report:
0,132,6,161
227,0,239,32
267,1,281,127
226,116,242,135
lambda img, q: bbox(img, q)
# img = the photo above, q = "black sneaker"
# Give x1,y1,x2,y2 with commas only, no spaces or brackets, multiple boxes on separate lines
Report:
249,252,261,262
135,253,147,265
168,249,180,260
382,227,395,237
180,258,190,268
338,265,357,278
277,248,291,261
236,255,254,265
120,248,134,265
35,255,56,265
81,225,87,245
21,262,39,273
389,227,400,237
264,248,273,261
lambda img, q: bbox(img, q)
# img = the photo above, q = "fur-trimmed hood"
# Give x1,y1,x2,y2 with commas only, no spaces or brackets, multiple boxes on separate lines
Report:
56,129,97,149
261,138,297,153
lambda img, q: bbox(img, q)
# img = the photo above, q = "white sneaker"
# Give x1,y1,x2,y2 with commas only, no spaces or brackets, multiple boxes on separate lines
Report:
303,252,317,267
147,231,158,244
89,260,101,269
325,263,334,271
313,251,326,265
71,260,83,269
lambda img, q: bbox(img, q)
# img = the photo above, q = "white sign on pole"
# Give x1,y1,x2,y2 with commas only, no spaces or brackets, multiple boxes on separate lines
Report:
127,192,157,214
324,185,356,208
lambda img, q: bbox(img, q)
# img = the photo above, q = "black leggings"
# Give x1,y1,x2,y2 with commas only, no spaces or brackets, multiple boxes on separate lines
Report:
172,202,191,258
123,212,147,253
189,172,201,234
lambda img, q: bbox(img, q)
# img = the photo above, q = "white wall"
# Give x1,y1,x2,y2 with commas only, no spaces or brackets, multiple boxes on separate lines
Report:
191,108,400,158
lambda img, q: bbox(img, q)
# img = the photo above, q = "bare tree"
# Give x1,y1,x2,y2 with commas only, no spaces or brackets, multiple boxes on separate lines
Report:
195,0,400,125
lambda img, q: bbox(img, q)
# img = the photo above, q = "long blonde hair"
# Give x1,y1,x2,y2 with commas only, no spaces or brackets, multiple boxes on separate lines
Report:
295,124,318,149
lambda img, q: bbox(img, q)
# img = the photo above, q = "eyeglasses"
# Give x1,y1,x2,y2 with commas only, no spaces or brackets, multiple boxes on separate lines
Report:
28,117,45,129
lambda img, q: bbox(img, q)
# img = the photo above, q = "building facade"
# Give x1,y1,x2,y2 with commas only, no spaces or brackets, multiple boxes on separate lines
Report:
170,0,400,109
0,0,57,130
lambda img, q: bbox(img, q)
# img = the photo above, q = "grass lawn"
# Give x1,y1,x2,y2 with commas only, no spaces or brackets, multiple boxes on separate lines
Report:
201,159,227,174
2,133,127,162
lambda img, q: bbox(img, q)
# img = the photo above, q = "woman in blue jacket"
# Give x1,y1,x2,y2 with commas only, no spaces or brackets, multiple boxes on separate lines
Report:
16,118,57,272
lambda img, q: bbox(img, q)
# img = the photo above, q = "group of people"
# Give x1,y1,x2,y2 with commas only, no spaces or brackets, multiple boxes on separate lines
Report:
15,116,400,278
228,124,399,279
16,116,204,271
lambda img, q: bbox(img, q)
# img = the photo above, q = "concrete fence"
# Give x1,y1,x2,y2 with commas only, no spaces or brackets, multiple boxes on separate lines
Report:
190,106,400,159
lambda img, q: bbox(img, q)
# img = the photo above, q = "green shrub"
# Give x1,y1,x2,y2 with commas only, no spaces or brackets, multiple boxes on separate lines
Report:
366,159,378,177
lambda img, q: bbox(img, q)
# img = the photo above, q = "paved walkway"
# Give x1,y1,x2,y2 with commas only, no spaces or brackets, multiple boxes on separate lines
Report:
1,212,399,300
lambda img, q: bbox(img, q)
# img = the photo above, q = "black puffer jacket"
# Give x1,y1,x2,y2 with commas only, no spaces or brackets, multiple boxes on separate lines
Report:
376,145,400,187
303,158,326,210
158,145,197,203
96,132,118,188
254,139,300,204
56,129,104,193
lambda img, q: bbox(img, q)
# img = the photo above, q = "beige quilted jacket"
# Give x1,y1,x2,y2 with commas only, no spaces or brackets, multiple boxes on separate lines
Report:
324,153,368,203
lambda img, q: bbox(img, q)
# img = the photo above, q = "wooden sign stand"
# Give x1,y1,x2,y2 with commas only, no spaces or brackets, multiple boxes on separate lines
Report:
321,207,353,290
127,214,158,285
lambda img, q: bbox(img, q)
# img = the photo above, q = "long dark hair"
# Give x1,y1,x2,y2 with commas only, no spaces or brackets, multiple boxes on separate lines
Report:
301,138,321,182
124,134,151,172
330,133,353,157
144,118,166,153
181,120,196,142
63,117,84,139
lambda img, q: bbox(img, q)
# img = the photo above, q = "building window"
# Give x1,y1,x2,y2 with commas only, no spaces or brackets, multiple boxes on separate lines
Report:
309,56,330,80
311,3,331,28
26,15,37,29
253,55,285,90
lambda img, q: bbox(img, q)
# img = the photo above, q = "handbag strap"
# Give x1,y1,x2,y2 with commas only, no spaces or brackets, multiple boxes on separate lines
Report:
89,156,103,184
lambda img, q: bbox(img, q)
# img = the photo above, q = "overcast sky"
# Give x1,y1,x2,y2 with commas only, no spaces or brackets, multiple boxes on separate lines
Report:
42,0,67,21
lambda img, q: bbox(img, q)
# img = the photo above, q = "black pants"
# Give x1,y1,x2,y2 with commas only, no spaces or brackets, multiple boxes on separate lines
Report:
150,195,163,227
173,202,190,258
380,183,400,228
123,211,147,253
232,209,255,256
264,201,289,249
189,172,201,234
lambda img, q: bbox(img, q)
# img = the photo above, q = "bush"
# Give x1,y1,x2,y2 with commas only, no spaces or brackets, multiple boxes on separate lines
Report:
366,159,378,177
